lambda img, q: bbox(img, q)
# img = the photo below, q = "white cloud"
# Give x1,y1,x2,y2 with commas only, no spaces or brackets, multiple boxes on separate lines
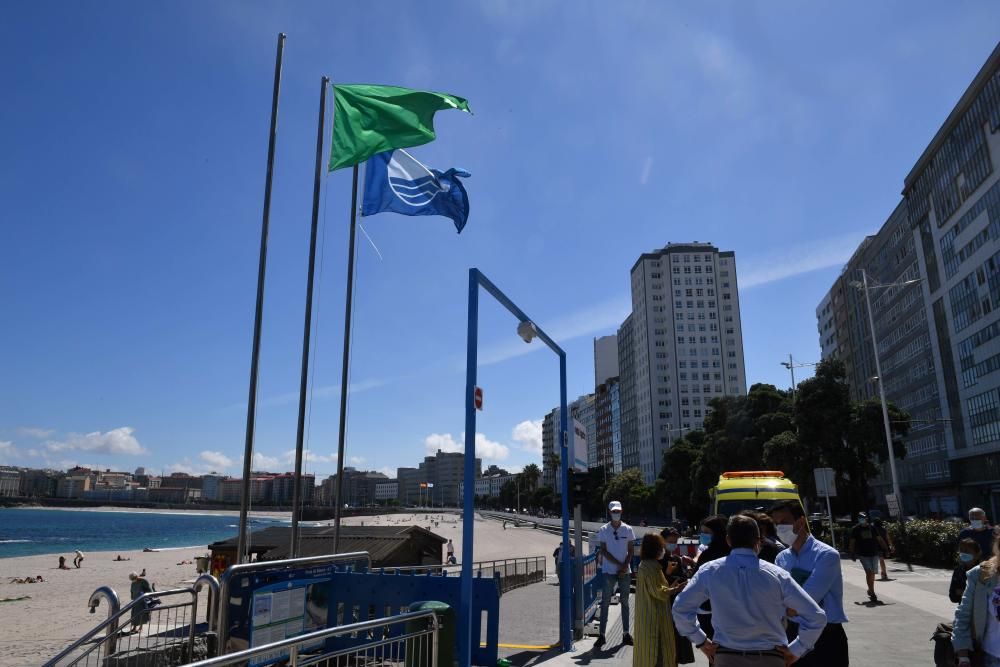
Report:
252,452,280,469
479,294,631,367
739,231,870,289
43,427,146,456
639,156,653,186
512,420,543,454
199,450,234,470
424,432,509,462
0,441,19,463
279,450,339,466
348,456,366,466
17,427,54,439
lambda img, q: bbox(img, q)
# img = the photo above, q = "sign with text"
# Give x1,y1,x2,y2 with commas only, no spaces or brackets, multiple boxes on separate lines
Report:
814,467,837,497
886,493,901,517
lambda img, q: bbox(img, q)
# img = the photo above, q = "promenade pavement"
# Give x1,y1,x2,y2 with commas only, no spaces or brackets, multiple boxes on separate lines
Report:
519,558,957,667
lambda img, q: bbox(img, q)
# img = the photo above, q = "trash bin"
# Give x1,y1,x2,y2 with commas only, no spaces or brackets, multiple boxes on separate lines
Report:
195,556,209,574
406,600,455,667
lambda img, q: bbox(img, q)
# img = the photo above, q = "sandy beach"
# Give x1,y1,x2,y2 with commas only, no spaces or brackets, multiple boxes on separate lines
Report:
0,510,561,665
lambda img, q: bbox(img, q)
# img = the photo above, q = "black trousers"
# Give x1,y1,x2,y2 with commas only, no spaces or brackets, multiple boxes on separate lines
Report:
788,622,849,667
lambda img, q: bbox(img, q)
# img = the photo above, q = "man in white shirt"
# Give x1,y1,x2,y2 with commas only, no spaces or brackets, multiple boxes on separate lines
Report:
595,500,636,648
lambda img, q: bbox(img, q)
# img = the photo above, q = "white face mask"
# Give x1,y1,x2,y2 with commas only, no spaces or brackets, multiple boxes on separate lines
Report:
611,512,622,522
776,524,798,546
972,520,985,530
665,542,678,553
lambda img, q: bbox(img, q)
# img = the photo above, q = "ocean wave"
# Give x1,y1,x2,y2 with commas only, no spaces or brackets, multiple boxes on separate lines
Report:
0,539,33,544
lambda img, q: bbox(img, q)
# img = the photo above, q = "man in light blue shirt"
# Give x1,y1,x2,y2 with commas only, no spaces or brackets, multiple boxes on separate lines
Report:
673,515,826,666
771,500,848,667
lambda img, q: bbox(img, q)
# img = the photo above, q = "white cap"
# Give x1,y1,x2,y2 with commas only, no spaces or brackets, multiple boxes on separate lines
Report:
608,501,622,512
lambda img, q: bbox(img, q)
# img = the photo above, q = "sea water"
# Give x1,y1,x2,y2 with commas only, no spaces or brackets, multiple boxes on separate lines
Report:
0,508,283,558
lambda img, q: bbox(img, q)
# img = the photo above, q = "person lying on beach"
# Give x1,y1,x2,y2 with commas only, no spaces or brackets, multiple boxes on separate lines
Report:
114,555,131,561
176,560,193,565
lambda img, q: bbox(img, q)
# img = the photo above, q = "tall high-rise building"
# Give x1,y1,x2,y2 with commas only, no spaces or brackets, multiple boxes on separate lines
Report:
595,377,622,477
813,43,1000,516
902,42,1000,513
594,335,620,387
617,314,640,473
627,242,748,483
817,201,954,515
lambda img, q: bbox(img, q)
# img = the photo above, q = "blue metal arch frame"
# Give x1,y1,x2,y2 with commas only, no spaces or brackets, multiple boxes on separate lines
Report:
460,268,572,667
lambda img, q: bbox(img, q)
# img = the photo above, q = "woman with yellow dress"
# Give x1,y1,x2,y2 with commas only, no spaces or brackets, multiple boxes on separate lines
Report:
634,533,686,667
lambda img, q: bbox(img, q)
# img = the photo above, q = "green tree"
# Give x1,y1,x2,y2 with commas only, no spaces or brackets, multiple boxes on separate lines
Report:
660,435,703,523
603,469,652,518
521,463,541,492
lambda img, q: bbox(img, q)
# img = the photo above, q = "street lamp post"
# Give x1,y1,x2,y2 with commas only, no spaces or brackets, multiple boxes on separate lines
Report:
780,355,817,404
462,269,572,666
851,270,922,513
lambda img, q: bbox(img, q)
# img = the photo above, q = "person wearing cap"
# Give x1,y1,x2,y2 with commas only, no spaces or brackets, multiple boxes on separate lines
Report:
848,512,888,603
595,500,636,648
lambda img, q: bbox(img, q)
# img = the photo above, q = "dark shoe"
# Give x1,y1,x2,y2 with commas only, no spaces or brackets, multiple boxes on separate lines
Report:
594,636,606,649
868,591,878,602
622,633,633,646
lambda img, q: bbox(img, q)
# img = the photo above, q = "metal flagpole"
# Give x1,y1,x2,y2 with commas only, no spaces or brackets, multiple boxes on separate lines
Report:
332,163,361,553
290,76,330,556
237,32,285,565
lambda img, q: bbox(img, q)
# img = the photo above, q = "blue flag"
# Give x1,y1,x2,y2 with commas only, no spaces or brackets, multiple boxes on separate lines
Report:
361,149,470,233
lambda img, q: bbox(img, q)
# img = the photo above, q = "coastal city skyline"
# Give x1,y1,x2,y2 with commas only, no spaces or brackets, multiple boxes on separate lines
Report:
4,3,1000,484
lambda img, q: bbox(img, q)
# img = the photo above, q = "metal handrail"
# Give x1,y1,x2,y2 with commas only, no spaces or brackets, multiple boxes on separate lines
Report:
216,551,372,652
187,609,439,667
44,582,216,667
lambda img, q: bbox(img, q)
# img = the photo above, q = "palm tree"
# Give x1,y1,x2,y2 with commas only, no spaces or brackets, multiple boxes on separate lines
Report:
521,463,541,492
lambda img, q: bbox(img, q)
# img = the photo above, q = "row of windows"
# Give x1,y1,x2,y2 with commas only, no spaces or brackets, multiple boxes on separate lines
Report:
675,288,716,297
672,265,713,275
950,250,1000,332
675,300,717,309
969,388,1000,446
906,432,945,457
877,307,927,355
941,179,1000,278
907,68,1000,225
673,277,714,286
962,352,1000,389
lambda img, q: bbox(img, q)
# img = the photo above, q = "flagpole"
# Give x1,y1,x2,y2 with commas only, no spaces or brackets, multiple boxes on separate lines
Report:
332,162,360,553
289,76,330,557
236,32,285,565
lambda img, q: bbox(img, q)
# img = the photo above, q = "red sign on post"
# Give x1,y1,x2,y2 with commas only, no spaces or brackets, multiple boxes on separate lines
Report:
474,386,483,411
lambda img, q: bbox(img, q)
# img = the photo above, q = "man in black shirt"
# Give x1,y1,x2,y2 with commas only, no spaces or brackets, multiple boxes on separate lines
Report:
849,513,889,602
957,507,996,558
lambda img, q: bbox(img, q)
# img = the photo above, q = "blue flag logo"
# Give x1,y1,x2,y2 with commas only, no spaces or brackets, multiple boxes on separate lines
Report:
361,149,470,233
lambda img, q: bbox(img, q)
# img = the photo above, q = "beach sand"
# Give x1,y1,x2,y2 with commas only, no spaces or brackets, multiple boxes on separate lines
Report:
0,510,561,665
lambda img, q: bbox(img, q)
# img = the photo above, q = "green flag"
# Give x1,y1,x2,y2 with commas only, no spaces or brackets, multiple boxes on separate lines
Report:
329,84,471,172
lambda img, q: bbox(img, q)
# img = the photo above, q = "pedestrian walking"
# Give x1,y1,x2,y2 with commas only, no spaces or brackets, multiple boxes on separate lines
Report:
634,533,685,667
959,507,996,559
595,500,636,648
950,538,983,603
73,550,84,568
770,500,849,667
127,571,153,634
872,517,892,581
848,513,889,603
672,515,827,666
953,531,1000,667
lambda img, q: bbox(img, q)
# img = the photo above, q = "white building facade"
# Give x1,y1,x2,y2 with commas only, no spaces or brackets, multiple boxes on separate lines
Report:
628,243,748,483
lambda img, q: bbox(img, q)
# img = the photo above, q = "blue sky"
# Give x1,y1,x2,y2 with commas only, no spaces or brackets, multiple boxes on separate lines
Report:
2,2,999,481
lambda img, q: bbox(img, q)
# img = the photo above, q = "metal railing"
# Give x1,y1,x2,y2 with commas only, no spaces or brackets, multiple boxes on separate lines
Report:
187,609,439,667
216,551,372,653
373,555,546,594
44,574,219,667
